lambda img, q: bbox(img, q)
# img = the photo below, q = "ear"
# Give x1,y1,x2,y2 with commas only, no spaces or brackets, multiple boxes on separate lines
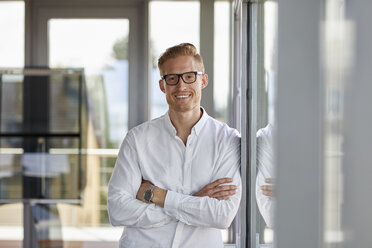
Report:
201,73,208,89
159,79,166,93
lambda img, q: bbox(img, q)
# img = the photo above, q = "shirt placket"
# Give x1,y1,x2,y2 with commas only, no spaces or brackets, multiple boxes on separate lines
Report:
172,133,194,248
183,133,194,194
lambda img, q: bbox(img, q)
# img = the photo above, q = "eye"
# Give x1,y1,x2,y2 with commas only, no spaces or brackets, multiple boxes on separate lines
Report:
184,72,195,80
166,74,177,82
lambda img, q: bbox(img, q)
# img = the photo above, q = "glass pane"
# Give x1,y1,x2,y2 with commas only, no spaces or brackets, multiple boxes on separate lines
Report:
0,136,81,200
0,69,85,201
49,19,129,148
0,73,82,134
0,2,24,67
255,1,278,246
0,138,23,200
150,1,200,119
214,1,231,123
0,203,23,247
0,75,23,133
49,18,128,245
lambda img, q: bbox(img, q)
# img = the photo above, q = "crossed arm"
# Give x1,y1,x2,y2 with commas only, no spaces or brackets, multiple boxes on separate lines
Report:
107,131,241,229
136,178,238,207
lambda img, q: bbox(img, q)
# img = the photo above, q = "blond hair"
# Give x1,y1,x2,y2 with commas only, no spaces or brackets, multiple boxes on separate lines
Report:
158,43,204,75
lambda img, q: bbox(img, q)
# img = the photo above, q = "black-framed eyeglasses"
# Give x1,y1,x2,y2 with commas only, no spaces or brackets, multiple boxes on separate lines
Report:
161,71,203,85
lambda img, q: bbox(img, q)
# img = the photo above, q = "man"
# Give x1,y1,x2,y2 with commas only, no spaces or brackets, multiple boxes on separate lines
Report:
108,43,241,248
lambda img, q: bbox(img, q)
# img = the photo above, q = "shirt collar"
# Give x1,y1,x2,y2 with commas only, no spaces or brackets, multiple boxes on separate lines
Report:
192,107,208,136
164,111,177,136
163,107,209,137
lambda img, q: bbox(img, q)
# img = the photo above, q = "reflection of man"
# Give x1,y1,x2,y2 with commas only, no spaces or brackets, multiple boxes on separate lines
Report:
108,43,241,247
256,123,275,228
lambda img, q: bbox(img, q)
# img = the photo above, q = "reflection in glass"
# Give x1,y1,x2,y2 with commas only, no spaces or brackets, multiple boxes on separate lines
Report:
0,139,23,199
323,0,352,246
0,75,23,133
0,69,86,201
254,1,277,246
1,73,82,134
29,203,63,247
0,68,87,247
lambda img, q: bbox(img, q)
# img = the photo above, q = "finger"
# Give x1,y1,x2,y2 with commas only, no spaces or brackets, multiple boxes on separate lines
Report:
208,185,236,196
265,178,275,184
261,185,274,196
215,185,237,191
261,185,273,191
212,189,237,198
211,185,237,195
208,178,233,188
262,190,273,197
206,187,235,198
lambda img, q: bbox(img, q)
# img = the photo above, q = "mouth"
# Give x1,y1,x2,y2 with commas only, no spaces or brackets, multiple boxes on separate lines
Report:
175,94,191,99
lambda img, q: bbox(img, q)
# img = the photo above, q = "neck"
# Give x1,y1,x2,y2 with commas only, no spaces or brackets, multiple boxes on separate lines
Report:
168,107,202,144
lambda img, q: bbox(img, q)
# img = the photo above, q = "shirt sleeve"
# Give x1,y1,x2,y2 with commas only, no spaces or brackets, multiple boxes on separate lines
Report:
163,133,241,229
107,131,173,228
255,126,275,228
256,169,275,228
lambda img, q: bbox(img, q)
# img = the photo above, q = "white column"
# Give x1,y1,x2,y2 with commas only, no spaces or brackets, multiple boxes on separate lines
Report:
276,1,323,248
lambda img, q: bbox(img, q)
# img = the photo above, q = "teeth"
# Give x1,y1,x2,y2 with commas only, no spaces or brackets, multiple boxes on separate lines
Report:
176,95,189,98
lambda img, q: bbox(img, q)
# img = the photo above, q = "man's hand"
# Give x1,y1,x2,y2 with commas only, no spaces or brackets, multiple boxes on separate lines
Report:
260,178,275,197
193,178,237,200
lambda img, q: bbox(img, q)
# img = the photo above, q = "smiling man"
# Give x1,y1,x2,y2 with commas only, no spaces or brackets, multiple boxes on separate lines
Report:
108,43,241,248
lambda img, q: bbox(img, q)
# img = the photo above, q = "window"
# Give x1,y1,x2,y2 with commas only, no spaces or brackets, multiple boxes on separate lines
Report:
49,18,129,245
0,2,25,246
0,1,24,67
149,1,200,119
214,1,231,123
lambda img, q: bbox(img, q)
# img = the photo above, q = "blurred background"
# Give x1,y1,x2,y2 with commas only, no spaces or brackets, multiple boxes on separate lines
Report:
1,0,372,248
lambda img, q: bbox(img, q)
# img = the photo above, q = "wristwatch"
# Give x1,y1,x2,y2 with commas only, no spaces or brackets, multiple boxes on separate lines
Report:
143,185,156,203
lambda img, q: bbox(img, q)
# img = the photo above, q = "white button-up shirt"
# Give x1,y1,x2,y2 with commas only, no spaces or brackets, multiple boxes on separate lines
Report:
108,109,241,248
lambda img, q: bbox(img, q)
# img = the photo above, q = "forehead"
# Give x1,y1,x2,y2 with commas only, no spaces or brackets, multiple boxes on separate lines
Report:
162,56,199,74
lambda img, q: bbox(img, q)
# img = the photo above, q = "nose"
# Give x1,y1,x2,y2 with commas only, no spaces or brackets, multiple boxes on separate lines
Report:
175,77,187,90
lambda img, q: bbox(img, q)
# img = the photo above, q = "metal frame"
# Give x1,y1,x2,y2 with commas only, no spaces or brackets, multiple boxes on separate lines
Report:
245,1,264,247
200,0,215,117
239,2,249,248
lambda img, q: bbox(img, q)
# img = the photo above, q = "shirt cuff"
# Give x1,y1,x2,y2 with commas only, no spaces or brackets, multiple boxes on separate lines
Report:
164,190,182,219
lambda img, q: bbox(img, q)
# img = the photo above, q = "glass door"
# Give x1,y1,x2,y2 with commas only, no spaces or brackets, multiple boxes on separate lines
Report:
24,4,146,247
48,18,130,246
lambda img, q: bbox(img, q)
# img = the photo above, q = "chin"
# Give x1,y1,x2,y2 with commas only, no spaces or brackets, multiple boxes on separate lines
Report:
175,104,200,113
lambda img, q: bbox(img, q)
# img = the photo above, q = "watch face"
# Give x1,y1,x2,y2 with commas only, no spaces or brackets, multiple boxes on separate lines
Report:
144,189,152,202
